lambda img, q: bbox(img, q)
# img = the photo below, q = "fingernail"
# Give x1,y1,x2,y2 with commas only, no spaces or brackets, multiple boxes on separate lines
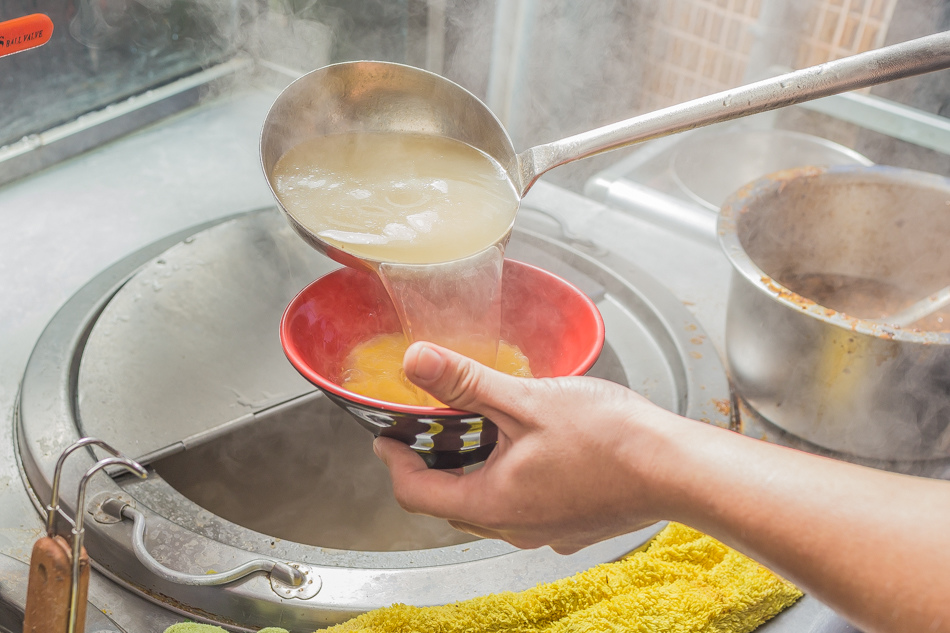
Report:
413,344,445,381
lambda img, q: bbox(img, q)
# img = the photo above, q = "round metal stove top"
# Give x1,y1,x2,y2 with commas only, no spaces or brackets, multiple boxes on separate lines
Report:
16,207,730,630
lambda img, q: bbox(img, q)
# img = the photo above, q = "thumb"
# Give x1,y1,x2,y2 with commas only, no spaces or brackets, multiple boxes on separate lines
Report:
403,342,521,425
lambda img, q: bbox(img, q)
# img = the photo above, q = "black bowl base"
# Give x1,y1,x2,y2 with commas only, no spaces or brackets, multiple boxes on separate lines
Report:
418,443,496,469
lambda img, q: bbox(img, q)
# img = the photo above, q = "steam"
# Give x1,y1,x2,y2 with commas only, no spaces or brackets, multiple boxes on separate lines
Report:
154,395,476,551
221,0,950,468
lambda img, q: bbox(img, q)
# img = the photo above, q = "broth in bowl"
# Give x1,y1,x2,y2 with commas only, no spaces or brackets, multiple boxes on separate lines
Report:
280,260,604,468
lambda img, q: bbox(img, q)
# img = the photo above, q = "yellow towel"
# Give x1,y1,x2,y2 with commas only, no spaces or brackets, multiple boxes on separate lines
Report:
165,523,801,633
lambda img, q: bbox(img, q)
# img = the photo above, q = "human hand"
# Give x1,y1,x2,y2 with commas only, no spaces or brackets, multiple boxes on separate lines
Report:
375,345,950,633
373,341,684,554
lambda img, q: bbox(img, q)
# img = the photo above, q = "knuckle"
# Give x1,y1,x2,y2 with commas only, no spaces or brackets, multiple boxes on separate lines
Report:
441,359,485,410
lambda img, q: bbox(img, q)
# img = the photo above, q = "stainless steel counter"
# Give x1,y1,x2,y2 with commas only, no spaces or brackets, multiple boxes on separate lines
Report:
0,87,855,631
0,87,284,631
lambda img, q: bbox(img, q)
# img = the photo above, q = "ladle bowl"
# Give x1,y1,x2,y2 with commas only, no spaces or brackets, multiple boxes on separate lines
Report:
260,61,519,270
261,32,950,267
280,259,605,469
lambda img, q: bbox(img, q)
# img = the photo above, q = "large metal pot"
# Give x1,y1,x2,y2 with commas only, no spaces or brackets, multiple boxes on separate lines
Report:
719,165,950,461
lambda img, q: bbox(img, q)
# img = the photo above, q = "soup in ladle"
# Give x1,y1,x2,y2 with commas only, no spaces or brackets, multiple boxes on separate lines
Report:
270,131,531,403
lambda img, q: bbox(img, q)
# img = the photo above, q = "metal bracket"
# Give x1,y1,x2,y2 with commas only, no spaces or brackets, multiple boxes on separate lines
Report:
90,491,134,525
269,562,322,600
99,498,321,599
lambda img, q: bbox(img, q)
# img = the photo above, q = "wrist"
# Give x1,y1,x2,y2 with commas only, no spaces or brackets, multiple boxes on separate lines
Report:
620,401,737,530
617,400,696,523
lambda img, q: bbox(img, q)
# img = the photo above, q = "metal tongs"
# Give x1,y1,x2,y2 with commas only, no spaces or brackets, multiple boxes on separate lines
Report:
23,438,146,633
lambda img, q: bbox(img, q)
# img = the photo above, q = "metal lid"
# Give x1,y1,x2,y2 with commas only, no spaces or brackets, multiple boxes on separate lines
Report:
77,210,334,465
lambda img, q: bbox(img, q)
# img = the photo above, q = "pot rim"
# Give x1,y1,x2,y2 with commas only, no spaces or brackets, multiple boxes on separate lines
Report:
717,164,950,345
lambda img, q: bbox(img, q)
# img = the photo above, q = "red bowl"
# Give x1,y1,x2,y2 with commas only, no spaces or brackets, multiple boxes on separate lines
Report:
280,259,605,468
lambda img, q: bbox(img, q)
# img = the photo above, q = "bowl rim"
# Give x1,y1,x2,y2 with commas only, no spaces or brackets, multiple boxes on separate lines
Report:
279,258,606,416
717,164,950,344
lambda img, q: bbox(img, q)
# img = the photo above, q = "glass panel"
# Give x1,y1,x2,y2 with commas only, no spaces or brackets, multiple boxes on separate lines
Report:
0,0,239,147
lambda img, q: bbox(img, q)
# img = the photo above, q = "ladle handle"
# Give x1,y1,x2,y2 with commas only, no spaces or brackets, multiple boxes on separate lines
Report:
517,30,950,195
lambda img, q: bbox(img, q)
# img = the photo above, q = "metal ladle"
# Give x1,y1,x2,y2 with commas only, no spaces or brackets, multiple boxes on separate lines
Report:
261,31,950,268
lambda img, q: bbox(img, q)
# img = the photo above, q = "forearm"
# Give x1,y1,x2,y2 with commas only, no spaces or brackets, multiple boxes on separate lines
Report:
384,345,950,631
642,414,950,633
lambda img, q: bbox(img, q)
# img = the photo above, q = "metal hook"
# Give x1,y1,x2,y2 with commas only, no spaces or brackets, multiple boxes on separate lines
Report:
68,452,147,633
47,437,130,536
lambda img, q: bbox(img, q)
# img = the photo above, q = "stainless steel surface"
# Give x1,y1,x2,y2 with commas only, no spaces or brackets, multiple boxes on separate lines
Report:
264,33,950,214
0,58,253,188
0,553,127,633
16,205,727,628
720,165,950,461
799,89,950,156
0,87,865,631
583,126,725,245
587,92,950,235
149,390,479,553
263,31,949,256
669,129,872,211
517,29,949,194
736,398,950,480
583,121,868,245
75,207,728,469
586,177,720,245
76,211,332,466
0,89,281,633
107,504,315,596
